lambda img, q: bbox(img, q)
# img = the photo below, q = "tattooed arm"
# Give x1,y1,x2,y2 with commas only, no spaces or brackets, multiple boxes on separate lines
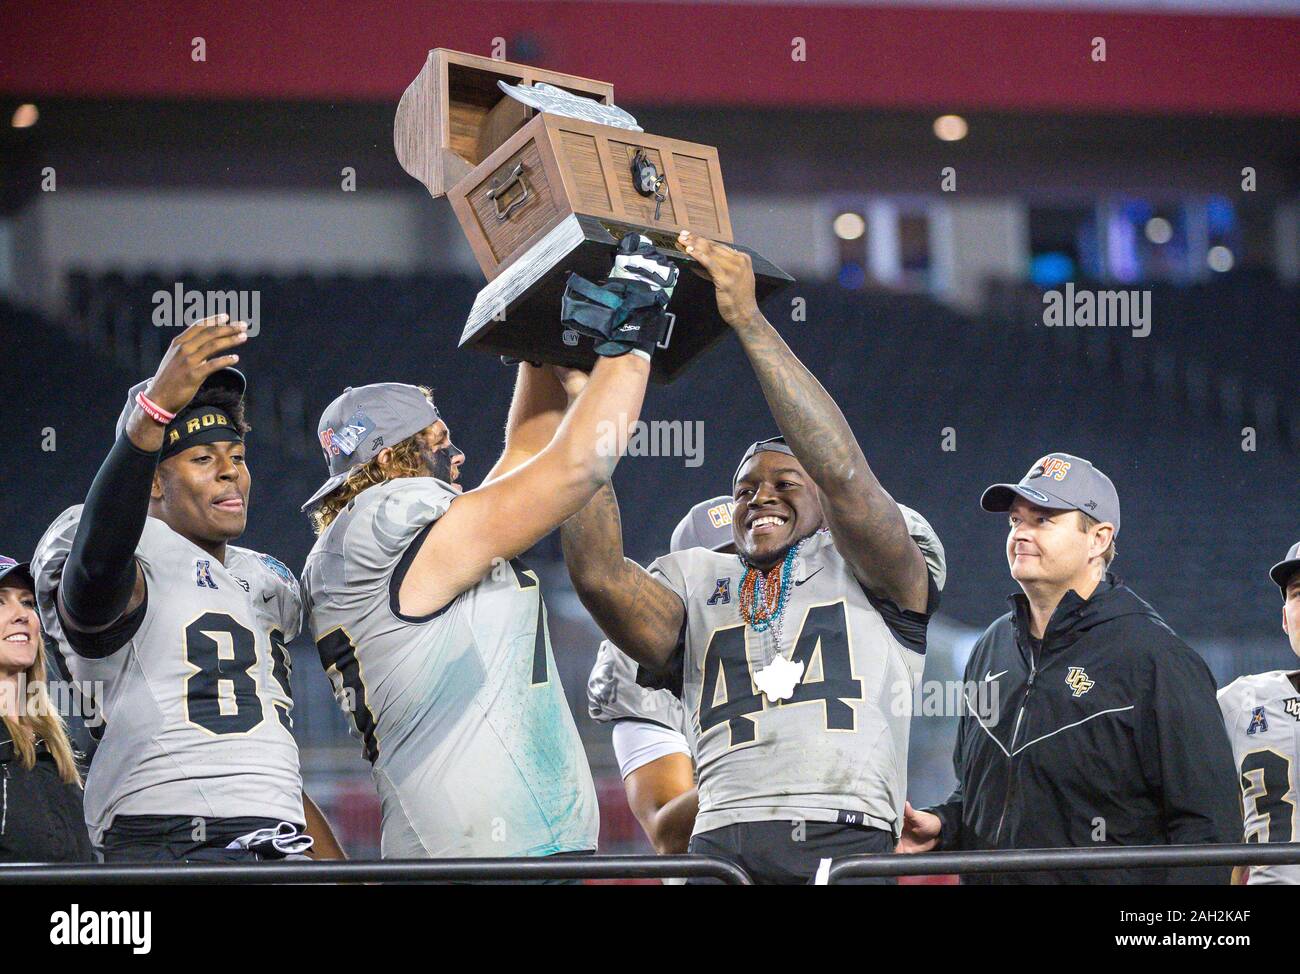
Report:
681,230,928,612
561,483,685,670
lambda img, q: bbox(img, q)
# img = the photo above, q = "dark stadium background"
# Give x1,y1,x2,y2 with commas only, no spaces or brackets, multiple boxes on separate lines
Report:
1,0,1297,863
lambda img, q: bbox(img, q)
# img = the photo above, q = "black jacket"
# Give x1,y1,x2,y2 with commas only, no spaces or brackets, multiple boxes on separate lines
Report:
0,728,93,863
928,574,1240,884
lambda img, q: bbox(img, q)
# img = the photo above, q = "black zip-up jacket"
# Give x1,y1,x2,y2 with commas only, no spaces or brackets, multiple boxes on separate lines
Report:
0,729,93,863
927,574,1240,884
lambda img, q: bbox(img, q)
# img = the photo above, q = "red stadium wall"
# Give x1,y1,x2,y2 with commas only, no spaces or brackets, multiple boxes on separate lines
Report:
2,0,1298,115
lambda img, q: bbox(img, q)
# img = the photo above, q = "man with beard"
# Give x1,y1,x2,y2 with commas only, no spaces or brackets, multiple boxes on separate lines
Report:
301,351,659,861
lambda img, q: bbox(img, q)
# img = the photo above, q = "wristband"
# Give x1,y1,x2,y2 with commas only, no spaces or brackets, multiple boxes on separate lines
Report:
135,390,176,426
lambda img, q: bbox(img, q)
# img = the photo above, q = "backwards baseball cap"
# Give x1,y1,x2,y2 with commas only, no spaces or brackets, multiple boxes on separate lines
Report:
115,368,247,462
0,556,34,591
732,435,796,491
301,383,441,512
670,495,738,554
1269,541,1300,597
981,452,1121,534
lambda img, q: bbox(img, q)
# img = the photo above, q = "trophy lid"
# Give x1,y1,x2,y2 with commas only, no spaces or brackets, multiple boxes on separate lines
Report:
395,48,615,199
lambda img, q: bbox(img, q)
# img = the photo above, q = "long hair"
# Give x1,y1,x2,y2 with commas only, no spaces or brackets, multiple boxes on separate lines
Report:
2,626,82,786
310,431,429,534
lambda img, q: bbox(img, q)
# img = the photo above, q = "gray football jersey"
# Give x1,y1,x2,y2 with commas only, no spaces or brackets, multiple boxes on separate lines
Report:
31,506,305,846
1218,671,1300,885
588,639,689,738
301,477,599,858
648,508,944,838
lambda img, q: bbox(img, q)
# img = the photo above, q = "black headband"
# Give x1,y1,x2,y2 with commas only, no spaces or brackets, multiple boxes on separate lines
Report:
160,405,243,462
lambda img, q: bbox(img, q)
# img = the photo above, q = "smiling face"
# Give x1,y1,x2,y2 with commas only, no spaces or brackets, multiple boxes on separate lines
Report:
731,450,825,569
153,440,250,545
1282,574,1300,659
1006,498,1110,593
0,581,39,676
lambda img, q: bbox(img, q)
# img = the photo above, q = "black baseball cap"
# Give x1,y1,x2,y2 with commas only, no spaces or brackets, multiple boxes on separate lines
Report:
732,436,796,491
981,452,1121,534
1269,541,1300,597
0,556,34,591
115,368,247,441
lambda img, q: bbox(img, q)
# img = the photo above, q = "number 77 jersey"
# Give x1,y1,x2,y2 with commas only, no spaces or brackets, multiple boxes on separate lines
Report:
31,505,305,848
1217,671,1300,884
647,510,945,841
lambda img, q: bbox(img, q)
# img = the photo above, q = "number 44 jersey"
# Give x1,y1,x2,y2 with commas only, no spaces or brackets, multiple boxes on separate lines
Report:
648,510,945,840
1218,670,1300,884
32,506,305,846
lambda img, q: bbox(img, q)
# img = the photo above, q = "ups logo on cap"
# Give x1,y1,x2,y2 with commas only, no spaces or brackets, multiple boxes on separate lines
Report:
1030,456,1071,482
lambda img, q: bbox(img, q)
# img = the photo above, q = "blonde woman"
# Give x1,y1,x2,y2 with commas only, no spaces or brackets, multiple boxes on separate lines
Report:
0,556,91,863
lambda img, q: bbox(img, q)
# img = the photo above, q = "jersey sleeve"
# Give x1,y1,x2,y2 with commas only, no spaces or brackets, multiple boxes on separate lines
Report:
30,506,85,647
323,478,458,615
646,550,691,608
611,720,691,779
899,504,946,593
588,640,687,732
256,553,305,642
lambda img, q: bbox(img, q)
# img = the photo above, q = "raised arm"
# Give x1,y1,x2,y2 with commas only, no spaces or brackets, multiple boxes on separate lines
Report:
560,483,684,670
682,231,928,612
60,316,248,640
397,353,654,616
480,363,570,485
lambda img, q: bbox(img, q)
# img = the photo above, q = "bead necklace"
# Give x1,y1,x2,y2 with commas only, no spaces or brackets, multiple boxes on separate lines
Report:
736,539,804,650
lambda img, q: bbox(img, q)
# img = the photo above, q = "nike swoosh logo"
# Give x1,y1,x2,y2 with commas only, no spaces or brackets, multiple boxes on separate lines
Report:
262,593,275,603
984,669,1007,682
795,567,824,587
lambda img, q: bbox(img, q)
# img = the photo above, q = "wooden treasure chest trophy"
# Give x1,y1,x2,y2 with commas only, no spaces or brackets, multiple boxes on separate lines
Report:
394,48,793,382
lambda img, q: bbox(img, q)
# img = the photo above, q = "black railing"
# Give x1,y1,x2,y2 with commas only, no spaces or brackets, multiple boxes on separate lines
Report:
0,854,752,885
4,843,1295,885
827,842,1300,883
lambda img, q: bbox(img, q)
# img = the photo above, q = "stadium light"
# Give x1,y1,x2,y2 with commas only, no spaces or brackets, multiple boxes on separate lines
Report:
1207,245,1234,272
933,114,968,141
1144,217,1173,245
11,103,38,128
833,212,866,240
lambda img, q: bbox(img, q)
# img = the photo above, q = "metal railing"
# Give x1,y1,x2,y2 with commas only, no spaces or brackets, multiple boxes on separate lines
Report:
5,843,1296,885
828,842,1300,883
0,854,752,885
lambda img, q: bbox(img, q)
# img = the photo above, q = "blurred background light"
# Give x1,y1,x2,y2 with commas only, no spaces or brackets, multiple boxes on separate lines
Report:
932,114,968,141
11,103,38,128
1207,245,1235,273
1144,216,1173,245
832,211,866,240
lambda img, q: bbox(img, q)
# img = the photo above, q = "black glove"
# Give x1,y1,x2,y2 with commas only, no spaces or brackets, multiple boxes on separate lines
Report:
560,233,678,359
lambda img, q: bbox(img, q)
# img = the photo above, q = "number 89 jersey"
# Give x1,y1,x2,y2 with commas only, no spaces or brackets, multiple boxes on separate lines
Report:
648,510,945,840
32,506,305,846
1217,671,1300,884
